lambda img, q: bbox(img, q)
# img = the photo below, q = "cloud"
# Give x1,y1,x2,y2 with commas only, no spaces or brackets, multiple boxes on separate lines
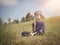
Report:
0,0,18,6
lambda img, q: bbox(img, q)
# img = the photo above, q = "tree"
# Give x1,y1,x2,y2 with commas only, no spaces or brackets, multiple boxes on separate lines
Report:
26,12,34,21
16,19,19,23
0,17,3,25
4,22,7,25
8,18,11,24
21,17,26,22
21,12,34,22
13,19,19,23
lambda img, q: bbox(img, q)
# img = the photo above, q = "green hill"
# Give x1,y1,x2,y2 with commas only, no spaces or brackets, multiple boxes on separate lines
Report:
0,16,60,45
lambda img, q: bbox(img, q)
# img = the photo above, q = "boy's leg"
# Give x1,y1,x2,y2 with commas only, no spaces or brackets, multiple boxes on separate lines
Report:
22,31,30,36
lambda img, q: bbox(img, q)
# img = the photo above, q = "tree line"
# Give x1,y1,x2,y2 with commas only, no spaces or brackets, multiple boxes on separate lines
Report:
0,12,34,25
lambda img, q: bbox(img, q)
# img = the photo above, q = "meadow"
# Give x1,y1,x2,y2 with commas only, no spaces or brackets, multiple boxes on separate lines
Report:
0,16,60,45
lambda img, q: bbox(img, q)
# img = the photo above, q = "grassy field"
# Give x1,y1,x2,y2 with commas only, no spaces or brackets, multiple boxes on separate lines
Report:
0,16,60,45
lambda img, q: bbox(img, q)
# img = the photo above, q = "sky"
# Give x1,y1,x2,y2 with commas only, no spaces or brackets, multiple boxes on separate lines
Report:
0,0,60,22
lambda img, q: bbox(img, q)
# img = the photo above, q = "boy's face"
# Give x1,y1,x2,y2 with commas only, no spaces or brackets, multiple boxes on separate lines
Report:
34,12,41,19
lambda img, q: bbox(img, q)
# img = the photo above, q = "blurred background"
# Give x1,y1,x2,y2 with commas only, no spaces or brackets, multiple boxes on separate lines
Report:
0,0,60,45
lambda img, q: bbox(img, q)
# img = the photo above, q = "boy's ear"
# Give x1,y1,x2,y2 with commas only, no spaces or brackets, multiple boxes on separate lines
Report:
41,15,45,19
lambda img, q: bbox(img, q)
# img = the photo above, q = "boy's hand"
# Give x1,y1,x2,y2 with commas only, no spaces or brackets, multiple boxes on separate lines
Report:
40,30,43,33
30,33,34,36
30,32,37,36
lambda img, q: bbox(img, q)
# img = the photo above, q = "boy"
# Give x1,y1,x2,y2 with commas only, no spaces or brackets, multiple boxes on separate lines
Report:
32,11,45,36
22,11,45,37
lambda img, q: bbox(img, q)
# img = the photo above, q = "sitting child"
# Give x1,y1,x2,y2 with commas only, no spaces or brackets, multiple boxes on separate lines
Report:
32,11,45,35
22,11,45,37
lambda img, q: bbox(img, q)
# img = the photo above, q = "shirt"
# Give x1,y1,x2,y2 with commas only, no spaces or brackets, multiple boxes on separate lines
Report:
32,21,45,32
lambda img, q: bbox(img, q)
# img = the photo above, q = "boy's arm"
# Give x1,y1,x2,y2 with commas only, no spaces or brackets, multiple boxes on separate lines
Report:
33,18,36,32
32,22,36,32
34,22,36,32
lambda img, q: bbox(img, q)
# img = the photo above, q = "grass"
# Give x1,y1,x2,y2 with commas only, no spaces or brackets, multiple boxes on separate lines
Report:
0,16,60,45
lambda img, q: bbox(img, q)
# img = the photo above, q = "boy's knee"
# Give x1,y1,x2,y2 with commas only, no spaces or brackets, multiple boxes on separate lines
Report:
37,30,45,35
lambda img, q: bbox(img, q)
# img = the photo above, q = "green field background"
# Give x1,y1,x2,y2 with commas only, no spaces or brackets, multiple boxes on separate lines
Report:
0,16,60,45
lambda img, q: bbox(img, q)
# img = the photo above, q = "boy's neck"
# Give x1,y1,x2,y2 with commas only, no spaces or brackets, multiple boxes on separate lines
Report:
36,19,41,22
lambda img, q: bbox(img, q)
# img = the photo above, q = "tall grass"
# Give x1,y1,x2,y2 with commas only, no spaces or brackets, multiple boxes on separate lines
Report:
0,16,60,45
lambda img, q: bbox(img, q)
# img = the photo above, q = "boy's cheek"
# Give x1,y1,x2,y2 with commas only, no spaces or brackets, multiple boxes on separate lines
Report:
36,16,41,19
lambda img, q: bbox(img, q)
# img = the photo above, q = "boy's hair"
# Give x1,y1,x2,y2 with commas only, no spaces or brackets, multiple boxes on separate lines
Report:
34,11,45,19
34,11,42,14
